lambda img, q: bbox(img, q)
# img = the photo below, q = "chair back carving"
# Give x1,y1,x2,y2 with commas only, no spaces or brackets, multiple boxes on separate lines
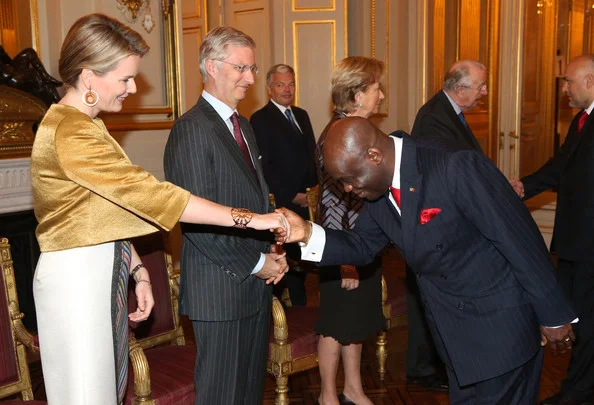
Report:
0,238,38,401
305,185,320,223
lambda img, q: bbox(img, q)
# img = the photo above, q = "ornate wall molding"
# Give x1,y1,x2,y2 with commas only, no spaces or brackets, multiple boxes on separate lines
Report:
0,158,32,214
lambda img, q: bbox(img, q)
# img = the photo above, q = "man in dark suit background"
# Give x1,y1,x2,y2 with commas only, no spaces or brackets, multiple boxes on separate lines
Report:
278,117,576,404
403,59,487,391
511,54,594,405
412,59,487,151
164,27,288,405
250,64,318,306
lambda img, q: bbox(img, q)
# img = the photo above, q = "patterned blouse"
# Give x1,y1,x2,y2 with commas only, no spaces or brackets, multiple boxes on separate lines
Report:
316,112,364,231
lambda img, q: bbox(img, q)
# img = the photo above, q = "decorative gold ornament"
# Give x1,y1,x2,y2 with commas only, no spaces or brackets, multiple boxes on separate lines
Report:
116,0,156,33
231,208,253,229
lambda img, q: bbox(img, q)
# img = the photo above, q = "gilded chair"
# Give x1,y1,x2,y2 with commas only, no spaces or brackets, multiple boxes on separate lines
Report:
267,193,320,404
268,296,319,405
125,232,196,405
0,238,46,404
376,272,408,380
305,185,320,223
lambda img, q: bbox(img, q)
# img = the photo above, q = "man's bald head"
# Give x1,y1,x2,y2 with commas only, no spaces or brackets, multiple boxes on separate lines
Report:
564,54,594,109
323,117,395,201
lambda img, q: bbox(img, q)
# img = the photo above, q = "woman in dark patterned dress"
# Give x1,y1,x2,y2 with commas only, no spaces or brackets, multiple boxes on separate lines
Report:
315,56,386,405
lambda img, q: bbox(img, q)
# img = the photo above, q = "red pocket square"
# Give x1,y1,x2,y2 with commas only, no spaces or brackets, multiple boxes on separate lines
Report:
420,208,441,224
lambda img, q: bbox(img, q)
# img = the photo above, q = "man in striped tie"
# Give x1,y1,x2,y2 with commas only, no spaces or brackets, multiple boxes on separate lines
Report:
251,64,318,306
511,54,594,405
164,27,288,405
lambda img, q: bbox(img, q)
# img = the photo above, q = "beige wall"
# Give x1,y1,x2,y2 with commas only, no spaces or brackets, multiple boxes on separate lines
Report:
29,0,423,177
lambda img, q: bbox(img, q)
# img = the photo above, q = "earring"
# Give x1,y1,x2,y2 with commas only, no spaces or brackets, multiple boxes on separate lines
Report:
358,102,363,108
82,89,99,107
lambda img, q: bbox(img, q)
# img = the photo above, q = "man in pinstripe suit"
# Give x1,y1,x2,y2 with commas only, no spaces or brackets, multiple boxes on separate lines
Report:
278,117,576,405
164,27,288,405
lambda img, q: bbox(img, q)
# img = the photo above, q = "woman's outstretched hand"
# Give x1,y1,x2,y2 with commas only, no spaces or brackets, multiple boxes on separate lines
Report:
250,212,290,243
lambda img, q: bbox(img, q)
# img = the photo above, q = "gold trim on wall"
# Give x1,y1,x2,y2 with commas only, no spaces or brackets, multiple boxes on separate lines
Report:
487,0,499,159
433,0,445,95
102,0,181,128
371,0,376,57
343,0,348,56
370,0,390,117
292,20,336,106
181,0,208,20
420,0,429,105
292,0,335,12
282,0,287,63
29,0,40,56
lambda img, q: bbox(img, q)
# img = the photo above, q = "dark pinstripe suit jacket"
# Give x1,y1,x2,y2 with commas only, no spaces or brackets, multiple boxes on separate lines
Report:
164,96,272,321
250,101,318,218
319,134,575,386
411,90,482,151
522,111,594,261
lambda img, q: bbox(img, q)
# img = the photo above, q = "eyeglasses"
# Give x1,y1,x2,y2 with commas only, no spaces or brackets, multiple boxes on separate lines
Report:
461,82,488,92
272,82,296,89
218,60,259,74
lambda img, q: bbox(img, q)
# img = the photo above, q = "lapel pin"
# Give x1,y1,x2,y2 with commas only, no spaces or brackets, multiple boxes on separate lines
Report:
409,187,415,192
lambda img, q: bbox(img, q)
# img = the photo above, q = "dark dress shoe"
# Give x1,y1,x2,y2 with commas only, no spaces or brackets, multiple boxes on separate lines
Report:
406,373,449,392
337,393,357,405
541,392,593,405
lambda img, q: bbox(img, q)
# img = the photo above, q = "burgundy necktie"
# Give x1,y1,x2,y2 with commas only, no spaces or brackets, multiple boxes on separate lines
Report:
230,112,257,180
389,186,401,207
578,111,588,133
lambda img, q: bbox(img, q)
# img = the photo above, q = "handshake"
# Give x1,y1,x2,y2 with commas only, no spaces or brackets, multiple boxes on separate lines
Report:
266,208,312,245
252,208,312,286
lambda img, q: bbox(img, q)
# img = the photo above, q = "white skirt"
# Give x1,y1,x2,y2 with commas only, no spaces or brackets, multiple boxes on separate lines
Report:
33,242,118,405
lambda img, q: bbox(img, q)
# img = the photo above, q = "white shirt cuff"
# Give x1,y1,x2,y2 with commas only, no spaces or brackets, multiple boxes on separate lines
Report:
250,253,266,274
300,223,325,262
548,318,579,328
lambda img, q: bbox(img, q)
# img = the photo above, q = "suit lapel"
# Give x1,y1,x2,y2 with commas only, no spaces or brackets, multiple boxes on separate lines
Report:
268,101,303,137
439,92,482,151
399,136,422,260
198,97,261,193
238,116,270,203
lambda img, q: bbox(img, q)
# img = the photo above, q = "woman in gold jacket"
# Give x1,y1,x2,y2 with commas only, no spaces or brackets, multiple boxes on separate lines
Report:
30,14,288,405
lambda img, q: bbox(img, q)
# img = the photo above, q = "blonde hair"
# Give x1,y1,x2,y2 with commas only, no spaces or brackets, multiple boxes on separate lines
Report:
199,26,256,83
59,13,149,87
331,56,384,114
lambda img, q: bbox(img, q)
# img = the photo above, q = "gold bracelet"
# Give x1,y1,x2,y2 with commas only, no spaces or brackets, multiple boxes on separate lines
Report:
231,208,253,229
136,279,151,287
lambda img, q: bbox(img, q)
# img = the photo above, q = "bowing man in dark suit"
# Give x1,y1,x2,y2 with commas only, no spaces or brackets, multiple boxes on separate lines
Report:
250,64,318,306
277,117,577,405
164,27,288,405
404,59,487,391
412,60,487,151
512,54,594,405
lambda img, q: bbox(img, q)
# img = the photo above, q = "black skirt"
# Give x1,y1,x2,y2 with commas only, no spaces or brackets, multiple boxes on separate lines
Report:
315,255,386,344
